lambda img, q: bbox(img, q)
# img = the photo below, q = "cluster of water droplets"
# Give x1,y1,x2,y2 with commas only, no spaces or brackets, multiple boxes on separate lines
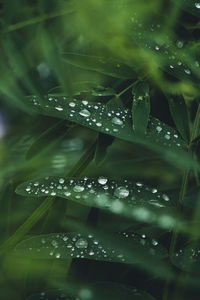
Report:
128,10,200,82
172,245,200,272
29,95,184,149
16,176,179,229
17,230,165,263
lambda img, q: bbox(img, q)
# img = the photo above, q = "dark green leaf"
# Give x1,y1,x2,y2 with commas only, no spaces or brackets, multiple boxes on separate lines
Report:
167,95,190,142
132,81,150,135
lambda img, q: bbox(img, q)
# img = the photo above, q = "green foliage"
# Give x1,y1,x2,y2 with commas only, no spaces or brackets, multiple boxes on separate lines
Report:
1,0,200,299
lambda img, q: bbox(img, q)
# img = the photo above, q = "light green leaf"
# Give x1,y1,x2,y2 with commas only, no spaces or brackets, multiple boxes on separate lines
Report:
63,53,137,79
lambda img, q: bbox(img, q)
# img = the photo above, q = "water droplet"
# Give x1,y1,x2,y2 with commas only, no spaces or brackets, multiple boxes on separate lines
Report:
184,69,191,75
69,102,76,107
79,109,91,117
111,117,123,126
176,40,184,48
156,126,162,133
98,176,108,185
114,187,129,198
162,194,170,201
55,106,63,111
26,186,31,192
59,178,65,184
96,122,102,127
55,253,61,258
73,185,85,192
165,134,170,140
195,2,200,9
75,238,88,249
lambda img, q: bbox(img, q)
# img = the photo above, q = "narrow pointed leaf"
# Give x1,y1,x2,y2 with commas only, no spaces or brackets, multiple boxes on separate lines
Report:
15,176,187,231
167,95,190,142
63,53,136,79
132,81,150,135
26,283,156,300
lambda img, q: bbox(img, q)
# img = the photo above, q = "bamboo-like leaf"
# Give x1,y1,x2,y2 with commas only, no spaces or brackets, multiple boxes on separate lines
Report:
26,283,156,300
15,231,166,262
63,53,137,79
132,81,150,135
16,176,186,231
171,0,200,17
171,242,200,275
167,95,190,142
24,95,192,171
26,120,74,160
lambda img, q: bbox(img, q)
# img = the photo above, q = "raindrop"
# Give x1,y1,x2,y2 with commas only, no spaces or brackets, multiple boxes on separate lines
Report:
195,2,200,9
55,106,63,111
98,176,108,185
75,238,88,249
69,102,76,107
59,178,65,184
111,117,124,126
73,185,85,192
79,109,91,117
114,187,129,198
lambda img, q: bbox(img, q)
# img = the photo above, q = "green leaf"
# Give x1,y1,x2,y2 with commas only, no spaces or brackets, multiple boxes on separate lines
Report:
181,186,200,208
48,82,116,97
132,81,150,135
171,0,200,17
171,242,200,275
62,53,136,79
94,133,114,165
24,95,192,171
167,95,190,142
26,283,156,300
14,231,166,262
16,176,187,231
26,120,74,160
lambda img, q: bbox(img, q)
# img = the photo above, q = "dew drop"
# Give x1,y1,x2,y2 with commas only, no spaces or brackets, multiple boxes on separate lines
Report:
75,238,88,249
73,185,85,192
55,106,63,111
114,187,129,198
195,2,200,9
69,102,76,107
98,176,108,185
59,178,65,184
111,117,123,126
79,109,91,117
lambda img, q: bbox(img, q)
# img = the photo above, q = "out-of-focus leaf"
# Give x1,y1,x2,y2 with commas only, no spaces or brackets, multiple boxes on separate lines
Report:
171,241,200,275
132,81,150,135
48,82,116,97
94,133,114,165
167,95,190,142
63,53,137,79
26,120,74,160
181,186,200,208
171,0,200,17
26,282,156,300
